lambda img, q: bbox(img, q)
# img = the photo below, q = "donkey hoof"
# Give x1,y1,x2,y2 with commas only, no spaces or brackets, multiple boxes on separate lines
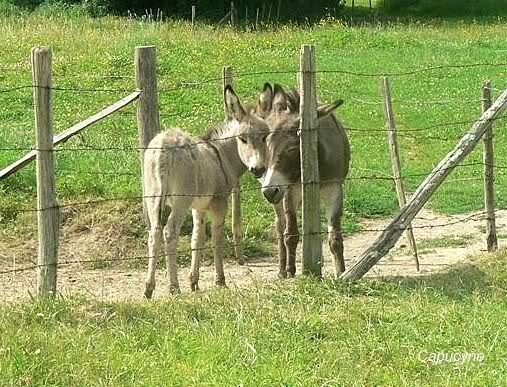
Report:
278,271,287,279
144,288,154,299
169,285,181,295
190,282,200,292
215,279,227,288
287,271,296,279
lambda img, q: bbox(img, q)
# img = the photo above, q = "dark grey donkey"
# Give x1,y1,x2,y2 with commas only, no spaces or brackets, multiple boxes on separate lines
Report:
233,83,350,278
143,86,269,297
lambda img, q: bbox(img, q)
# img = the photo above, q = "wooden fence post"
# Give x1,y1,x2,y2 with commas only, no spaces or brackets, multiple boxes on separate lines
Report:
342,87,507,281
223,66,243,265
191,5,196,30
255,8,260,30
380,77,420,271
135,46,160,223
299,45,322,277
32,47,59,297
230,1,237,28
482,80,498,252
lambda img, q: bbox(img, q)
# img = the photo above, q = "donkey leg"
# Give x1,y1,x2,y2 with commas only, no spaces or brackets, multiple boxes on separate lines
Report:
284,187,301,278
273,202,287,279
189,209,206,291
145,196,163,299
163,205,188,293
325,182,345,277
145,225,162,299
210,199,228,287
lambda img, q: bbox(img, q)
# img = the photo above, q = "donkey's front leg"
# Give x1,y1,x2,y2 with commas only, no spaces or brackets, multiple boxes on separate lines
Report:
326,182,345,277
283,188,300,278
163,207,187,293
273,201,287,278
210,199,228,287
189,209,206,291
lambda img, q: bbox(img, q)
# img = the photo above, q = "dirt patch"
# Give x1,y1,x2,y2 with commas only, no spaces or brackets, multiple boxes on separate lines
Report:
1,209,506,303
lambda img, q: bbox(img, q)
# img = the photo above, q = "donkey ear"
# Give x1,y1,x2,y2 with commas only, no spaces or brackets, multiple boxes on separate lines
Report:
317,99,344,118
273,84,289,114
256,83,273,116
224,85,246,121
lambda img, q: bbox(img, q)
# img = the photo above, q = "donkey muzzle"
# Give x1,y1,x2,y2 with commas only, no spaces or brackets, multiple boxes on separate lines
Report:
249,166,266,179
262,186,283,204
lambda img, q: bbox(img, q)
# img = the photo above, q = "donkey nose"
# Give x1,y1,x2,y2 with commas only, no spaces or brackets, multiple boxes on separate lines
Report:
263,187,282,204
249,167,266,179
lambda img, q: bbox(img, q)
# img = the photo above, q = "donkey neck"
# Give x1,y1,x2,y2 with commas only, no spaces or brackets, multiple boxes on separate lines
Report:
206,122,247,187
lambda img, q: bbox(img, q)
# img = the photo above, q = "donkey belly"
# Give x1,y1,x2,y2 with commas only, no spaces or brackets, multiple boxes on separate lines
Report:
191,196,213,211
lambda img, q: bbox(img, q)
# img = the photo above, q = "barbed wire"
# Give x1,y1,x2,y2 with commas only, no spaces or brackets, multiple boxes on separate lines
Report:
0,208,500,277
1,160,503,214
1,109,506,154
2,60,507,96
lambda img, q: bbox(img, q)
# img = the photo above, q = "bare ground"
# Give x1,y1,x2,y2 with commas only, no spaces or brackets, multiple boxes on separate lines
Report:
1,208,506,303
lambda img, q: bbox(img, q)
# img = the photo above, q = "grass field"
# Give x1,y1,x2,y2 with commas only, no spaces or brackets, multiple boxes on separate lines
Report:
1,10,507,385
1,251,506,385
1,13,507,259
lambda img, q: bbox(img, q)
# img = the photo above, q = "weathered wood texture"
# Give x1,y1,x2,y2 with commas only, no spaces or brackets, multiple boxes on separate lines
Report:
223,66,243,264
0,92,140,181
482,80,498,252
135,46,160,224
230,1,237,28
380,77,420,271
342,87,507,281
32,47,59,297
299,45,322,277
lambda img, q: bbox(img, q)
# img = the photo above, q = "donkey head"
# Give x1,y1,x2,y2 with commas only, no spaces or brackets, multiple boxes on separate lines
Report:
259,84,344,204
224,85,271,180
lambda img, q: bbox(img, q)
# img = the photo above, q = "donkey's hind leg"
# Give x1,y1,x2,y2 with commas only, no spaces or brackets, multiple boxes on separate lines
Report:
145,196,163,299
163,200,190,293
325,182,345,277
189,209,206,291
209,198,228,287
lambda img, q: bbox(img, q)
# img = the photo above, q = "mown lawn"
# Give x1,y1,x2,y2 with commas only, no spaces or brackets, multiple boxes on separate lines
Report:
1,250,506,385
0,14,506,256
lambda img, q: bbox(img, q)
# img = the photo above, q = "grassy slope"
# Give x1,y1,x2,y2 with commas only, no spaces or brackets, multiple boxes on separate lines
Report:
1,251,507,385
1,14,507,254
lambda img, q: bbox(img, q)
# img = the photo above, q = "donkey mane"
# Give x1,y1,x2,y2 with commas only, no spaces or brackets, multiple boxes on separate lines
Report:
199,120,239,142
285,88,301,112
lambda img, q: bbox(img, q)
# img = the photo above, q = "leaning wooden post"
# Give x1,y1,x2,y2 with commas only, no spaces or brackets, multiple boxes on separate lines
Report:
482,80,498,252
135,46,160,223
380,77,420,271
299,45,322,277
32,47,59,297
223,66,243,265
342,87,507,281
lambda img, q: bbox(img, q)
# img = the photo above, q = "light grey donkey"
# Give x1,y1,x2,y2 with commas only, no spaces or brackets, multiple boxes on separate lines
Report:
143,85,269,298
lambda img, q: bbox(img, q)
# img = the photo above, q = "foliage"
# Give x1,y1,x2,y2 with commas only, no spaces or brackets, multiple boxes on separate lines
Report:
381,0,507,16
2,0,346,19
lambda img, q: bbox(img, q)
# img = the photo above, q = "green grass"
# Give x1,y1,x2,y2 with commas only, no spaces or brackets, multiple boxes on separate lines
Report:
1,14,507,259
1,251,507,385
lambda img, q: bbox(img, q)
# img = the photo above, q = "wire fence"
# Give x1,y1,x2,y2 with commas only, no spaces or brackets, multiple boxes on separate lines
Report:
1,58,506,300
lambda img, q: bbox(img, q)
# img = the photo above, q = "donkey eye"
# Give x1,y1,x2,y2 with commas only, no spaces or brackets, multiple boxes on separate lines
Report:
238,136,247,144
261,134,268,143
